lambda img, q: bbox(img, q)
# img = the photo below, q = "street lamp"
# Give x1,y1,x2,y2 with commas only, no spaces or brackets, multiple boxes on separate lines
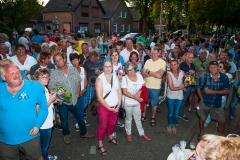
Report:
68,1,74,32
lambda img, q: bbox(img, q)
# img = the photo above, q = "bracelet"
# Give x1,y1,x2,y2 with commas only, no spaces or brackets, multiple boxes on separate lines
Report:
147,71,150,74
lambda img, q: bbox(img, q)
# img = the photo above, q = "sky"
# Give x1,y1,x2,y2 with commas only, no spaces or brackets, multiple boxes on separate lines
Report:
41,0,49,6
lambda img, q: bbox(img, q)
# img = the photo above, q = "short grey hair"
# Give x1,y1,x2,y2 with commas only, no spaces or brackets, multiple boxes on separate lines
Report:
124,62,135,71
0,59,13,75
199,49,207,54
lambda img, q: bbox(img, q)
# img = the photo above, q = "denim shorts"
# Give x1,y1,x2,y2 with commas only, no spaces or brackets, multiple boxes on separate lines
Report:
147,88,161,107
190,86,197,93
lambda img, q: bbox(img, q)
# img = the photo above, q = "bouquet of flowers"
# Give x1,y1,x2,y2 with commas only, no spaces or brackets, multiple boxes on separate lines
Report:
116,66,124,76
183,72,196,87
56,87,72,105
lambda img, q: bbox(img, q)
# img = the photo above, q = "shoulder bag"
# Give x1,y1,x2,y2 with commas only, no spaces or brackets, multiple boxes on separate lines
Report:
90,75,113,116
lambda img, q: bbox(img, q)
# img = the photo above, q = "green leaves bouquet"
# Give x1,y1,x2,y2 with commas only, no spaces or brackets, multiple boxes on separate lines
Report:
56,87,72,105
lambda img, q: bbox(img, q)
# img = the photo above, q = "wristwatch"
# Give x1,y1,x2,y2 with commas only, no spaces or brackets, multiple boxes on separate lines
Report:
147,70,150,74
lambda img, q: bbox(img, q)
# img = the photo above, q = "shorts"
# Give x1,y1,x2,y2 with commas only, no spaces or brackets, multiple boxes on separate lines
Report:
147,88,161,107
190,86,196,93
0,137,42,160
197,100,225,122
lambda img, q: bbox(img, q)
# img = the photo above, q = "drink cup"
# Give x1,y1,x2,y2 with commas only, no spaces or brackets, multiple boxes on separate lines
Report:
180,140,186,151
190,142,196,152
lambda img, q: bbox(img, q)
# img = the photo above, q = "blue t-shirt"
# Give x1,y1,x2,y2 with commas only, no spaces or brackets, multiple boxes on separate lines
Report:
31,35,44,45
197,72,230,108
0,80,48,145
228,49,235,62
104,55,125,66
179,61,195,73
31,53,39,62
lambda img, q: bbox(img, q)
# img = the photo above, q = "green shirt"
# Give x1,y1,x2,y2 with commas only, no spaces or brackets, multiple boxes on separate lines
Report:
137,36,146,44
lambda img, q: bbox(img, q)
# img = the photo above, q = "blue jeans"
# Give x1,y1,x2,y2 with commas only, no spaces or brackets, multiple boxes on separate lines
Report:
237,54,240,69
72,95,85,125
40,128,52,160
178,86,191,116
166,97,182,126
229,86,238,117
57,99,86,136
102,44,109,54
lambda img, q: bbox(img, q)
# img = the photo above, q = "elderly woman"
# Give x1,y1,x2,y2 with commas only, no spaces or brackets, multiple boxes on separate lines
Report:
95,60,122,156
33,68,58,160
10,44,37,79
41,42,50,53
129,51,143,74
166,60,185,134
196,134,240,160
121,62,151,142
0,33,12,56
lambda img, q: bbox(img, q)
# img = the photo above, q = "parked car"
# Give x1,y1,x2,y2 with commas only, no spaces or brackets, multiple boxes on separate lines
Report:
119,33,141,44
173,30,189,36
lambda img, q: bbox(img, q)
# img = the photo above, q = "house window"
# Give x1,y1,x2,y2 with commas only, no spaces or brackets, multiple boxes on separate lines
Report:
94,23,101,33
127,24,130,32
113,24,117,32
119,11,122,18
120,24,124,32
79,23,88,32
81,5,89,17
92,7,99,18
123,12,126,18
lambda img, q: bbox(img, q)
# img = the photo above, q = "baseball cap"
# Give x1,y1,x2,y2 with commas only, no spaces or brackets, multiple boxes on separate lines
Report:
209,61,219,66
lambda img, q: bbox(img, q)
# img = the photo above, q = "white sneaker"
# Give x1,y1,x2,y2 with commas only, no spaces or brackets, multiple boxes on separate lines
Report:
74,124,79,131
48,155,58,160
204,122,209,127
85,119,90,126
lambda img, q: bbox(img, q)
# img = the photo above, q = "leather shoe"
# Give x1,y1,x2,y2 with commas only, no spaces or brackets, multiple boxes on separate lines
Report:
126,134,132,142
141,134,151,141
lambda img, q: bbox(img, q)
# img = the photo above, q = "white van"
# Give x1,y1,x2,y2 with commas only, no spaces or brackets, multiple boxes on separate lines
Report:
173,30,189,36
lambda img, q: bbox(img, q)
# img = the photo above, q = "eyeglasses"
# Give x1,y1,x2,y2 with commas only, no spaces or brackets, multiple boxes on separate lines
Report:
219,66,223,68
39,76,50,79
127,68,134,72
103,66,113,68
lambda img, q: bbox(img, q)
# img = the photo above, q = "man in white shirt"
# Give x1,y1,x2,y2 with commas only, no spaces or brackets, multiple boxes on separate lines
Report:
18,31,30,54
170,37,181,51
43,33,57,47
120,37,138,63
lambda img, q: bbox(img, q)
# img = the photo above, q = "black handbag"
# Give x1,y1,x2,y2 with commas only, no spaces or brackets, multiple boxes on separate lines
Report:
90,75,113,116
118,76,127,119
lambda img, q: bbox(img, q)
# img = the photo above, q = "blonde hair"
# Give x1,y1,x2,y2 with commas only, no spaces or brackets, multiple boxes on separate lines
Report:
33,68,50,80
0,33,9,41
198,134,240,160
49,45,60,55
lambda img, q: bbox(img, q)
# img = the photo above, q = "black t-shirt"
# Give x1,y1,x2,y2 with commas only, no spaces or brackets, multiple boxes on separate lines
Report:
30,63,56,76
83,58,104,86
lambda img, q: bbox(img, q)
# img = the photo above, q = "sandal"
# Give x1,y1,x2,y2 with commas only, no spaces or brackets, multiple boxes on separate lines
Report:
172,127,176,134
150,118,156,127
107,138,119,145
141,116,147,123
167,126,172,134
98,146,107,156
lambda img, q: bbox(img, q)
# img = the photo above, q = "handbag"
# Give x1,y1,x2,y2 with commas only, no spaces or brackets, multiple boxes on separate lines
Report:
118,77,127,119
90,75,113,116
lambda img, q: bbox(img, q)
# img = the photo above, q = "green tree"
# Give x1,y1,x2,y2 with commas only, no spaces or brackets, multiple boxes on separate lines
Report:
1,0,44,29
121,0,155,32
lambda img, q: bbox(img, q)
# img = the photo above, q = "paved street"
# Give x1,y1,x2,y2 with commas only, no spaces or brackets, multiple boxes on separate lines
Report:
47,98,233,160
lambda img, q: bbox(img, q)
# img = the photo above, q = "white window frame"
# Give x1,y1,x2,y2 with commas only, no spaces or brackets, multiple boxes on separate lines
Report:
113,23,117,32
121,24,124,32
123,12,127,18
127,24,130,32
119,11,122,18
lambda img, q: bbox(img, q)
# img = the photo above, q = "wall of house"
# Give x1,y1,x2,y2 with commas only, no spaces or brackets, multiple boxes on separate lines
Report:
74,0,105,37
103,3,133,37
43,11,73,33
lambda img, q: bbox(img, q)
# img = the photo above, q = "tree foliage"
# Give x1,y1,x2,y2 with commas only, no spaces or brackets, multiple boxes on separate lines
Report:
125,0,240,32
1,0,44,29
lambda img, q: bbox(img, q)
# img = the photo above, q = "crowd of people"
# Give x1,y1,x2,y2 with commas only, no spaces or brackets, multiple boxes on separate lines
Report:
1,27,240,159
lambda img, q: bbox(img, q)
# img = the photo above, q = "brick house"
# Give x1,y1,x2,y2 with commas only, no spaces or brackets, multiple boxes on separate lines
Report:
41,0,142,36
